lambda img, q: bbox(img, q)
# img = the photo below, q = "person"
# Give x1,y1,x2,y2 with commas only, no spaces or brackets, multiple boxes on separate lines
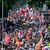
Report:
4,34,10,45
25,32,29,41
35,37,42,50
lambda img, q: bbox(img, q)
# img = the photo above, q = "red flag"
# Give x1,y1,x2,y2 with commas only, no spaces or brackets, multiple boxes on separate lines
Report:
20,31,23,38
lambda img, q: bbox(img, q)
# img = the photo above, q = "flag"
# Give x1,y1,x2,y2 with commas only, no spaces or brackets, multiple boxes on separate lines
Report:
20,31,23,38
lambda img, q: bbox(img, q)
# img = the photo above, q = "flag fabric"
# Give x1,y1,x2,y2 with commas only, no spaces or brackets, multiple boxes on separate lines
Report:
20,30,23,38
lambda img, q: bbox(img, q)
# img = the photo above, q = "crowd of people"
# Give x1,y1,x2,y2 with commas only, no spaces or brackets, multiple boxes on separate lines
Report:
3,4,50,50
